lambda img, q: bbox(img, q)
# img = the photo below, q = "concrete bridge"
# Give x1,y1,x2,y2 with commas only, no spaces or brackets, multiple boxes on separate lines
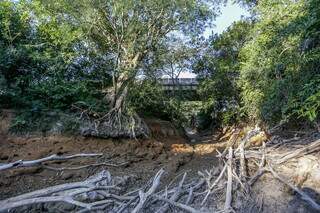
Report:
159,77,198,90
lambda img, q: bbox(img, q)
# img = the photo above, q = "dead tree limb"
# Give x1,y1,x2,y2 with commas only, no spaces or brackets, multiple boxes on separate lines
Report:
0,170,112,212
248,142,266,186
224,147,233,212
201,164,227,205
239,136,248,181
275,139,320,164
156,172,186,213
0,153,103,171
185,179,205,205
132,169,164,213
43,161,128,171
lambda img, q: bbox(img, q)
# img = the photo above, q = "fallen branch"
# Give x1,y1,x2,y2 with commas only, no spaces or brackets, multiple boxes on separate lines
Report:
185,179,205,205
275,139,320,164
224,147,233,212
201,164,227,205
0,153,103,171
239,135,248,181
43,161,128,171
248,143,266,186
132,169,164,213
0,170,113,212
156,172,186,213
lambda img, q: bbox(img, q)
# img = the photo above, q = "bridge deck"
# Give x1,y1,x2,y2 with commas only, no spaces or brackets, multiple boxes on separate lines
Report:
159,78,198,90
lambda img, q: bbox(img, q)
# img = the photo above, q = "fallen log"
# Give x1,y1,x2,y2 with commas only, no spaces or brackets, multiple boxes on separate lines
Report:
275,139,320,164
43,161,128,171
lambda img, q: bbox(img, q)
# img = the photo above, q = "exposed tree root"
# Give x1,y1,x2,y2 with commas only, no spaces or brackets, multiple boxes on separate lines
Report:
80,108,149,138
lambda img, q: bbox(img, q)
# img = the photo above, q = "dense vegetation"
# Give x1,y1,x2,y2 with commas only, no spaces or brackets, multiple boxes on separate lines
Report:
0,0,319,135
195,0,320,129
240,0,320,125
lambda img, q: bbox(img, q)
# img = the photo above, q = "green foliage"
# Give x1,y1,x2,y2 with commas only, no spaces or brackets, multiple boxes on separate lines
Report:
9,109,82,134
2,0,319,134
288,76,320,121
193,20,252,127
0,0,111,112
194,0,320,128
27,79,106,110
239,0,320,124
128,80,186,124
0,0,225,135
39,0,222,114
9,109,57,133
0,1,34,107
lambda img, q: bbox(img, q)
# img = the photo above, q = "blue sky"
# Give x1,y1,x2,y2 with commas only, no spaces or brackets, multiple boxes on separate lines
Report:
204,1,250,37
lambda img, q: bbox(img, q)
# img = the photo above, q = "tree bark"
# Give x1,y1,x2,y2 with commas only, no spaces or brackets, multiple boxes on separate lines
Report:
110,52,141,111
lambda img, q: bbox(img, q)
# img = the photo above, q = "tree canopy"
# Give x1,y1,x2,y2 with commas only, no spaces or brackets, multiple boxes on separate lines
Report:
0,0,319,135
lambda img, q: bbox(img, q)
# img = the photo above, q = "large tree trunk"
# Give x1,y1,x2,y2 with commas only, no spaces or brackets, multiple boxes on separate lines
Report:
114,85,128,110
110,52,141,110
80,53,149,138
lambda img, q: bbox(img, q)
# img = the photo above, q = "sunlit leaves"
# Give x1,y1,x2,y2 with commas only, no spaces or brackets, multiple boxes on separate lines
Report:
239,0,320,124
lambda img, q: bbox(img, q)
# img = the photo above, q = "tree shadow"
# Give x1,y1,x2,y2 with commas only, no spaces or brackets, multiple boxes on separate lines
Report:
287,187,320,213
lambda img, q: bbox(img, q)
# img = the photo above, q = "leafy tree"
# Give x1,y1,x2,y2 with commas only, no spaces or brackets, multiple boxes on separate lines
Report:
0,0,35,107
193,19,252,127
144,36,199,99
40,0,221,136
128,80,185,123
239,0,320,125
0,0,111,111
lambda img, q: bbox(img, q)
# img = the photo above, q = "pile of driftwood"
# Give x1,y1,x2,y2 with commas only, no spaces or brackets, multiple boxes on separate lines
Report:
0,131,320,212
